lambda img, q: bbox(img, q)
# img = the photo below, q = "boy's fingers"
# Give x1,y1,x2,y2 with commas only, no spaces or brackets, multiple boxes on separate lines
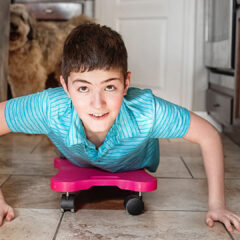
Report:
228,215,240,232
233,213,240,222
0,214,3,226
6,215,13,221
6,207,14,221
206,217,214,227
222,218,233,232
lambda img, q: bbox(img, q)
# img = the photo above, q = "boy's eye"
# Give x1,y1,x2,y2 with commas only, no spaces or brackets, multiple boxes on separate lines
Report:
105,85,116,91
78,86,88,93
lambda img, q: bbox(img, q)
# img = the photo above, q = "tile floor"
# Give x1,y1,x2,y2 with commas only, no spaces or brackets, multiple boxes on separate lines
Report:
0,133,240,239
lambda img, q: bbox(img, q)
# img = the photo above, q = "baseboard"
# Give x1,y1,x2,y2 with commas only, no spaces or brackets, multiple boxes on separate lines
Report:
193,111,223,133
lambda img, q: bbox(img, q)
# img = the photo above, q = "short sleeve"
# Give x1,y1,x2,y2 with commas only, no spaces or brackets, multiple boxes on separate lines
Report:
151,96,191,138
4,90,50,134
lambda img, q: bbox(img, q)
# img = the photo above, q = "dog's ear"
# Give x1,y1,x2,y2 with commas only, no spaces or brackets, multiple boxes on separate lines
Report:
27,13,36,40
27,20,34,40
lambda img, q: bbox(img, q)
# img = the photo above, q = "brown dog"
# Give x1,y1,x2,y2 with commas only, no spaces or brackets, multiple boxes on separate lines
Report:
9,4,92,98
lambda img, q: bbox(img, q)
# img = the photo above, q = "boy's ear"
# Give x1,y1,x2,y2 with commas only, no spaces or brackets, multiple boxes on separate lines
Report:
60,76,70,98
124,72,131,95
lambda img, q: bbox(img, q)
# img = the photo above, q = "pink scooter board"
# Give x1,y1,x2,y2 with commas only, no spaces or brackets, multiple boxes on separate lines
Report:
51,158,157,215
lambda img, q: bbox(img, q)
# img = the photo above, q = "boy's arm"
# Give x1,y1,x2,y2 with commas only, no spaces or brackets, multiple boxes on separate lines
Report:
0,101,14,225
183,111,240,232
0,189,14,226
0,101,11,136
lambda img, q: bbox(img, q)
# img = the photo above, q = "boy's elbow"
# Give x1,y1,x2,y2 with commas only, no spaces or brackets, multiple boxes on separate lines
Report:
200,124,221,146
0,101,11,136
183,112,221,145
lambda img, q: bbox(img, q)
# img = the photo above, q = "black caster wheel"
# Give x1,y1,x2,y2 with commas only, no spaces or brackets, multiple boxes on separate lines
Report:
124,194,144,215
60,193,77,212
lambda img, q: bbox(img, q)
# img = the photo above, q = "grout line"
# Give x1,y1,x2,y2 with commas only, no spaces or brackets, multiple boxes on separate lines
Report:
30,135,45,154
146,209,208,212
5,173,57,177
0,175,12,188
52,212,64,240
223,225,235,240
3,172,240,181
3,173,240,180
180,156,194,178
155,176,191,179
152,175,240,180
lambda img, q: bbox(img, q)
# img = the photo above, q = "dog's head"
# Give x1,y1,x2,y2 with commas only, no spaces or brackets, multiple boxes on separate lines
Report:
9,4,35,51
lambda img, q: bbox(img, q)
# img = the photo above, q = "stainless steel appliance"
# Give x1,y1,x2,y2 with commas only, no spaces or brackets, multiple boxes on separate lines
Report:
204,0,240,127
13,0,94,20
204,0,237,71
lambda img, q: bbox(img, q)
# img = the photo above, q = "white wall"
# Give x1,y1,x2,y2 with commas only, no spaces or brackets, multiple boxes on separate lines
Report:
192,0,208,111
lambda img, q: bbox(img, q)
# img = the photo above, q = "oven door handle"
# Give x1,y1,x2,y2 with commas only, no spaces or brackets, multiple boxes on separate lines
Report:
213,103,220,108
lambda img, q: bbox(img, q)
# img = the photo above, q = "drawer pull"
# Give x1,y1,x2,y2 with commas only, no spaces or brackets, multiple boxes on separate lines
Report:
45,8,53,14
213,103,220,108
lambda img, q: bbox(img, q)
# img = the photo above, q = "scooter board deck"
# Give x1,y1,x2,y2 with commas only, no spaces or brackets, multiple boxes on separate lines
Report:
51,158,157,193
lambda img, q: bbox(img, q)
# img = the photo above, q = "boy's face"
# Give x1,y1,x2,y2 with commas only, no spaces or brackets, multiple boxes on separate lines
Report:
60,69,131,138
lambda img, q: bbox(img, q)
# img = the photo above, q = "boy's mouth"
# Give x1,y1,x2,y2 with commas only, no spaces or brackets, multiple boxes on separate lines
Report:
89,112,109,120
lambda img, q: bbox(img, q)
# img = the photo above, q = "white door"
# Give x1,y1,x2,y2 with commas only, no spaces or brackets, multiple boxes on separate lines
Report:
95,0,195,108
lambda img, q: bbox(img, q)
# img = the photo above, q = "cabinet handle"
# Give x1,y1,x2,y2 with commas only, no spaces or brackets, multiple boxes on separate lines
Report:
213,103,220,108
45,8,53,14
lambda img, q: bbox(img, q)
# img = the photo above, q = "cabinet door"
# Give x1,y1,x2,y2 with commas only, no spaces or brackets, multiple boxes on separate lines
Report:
207,89,233,125
95,0,195,107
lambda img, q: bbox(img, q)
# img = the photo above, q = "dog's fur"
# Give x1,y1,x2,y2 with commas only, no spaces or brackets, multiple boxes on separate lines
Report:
8,4,92,98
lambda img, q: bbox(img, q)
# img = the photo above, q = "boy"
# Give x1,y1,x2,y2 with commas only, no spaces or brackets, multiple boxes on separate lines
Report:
0,23,240,231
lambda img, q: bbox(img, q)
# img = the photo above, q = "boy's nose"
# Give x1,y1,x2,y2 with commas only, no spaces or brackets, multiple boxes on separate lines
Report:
91,92,106,109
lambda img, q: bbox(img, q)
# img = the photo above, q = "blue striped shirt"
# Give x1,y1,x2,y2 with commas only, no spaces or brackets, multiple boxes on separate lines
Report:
5,87,190,172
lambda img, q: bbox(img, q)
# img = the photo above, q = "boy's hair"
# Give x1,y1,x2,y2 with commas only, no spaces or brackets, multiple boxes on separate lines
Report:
62,23,128,85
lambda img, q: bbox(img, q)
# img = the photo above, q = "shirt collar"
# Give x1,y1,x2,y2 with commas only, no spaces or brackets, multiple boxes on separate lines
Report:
65,102,86,147
107,98,140,140
65,97,140,147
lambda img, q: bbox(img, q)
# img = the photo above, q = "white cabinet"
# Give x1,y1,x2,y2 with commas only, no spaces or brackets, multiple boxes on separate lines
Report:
95,0,197,108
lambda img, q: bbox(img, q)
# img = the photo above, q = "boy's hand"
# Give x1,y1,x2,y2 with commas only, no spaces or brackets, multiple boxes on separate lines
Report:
0,198,14,226
206,207,240,232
